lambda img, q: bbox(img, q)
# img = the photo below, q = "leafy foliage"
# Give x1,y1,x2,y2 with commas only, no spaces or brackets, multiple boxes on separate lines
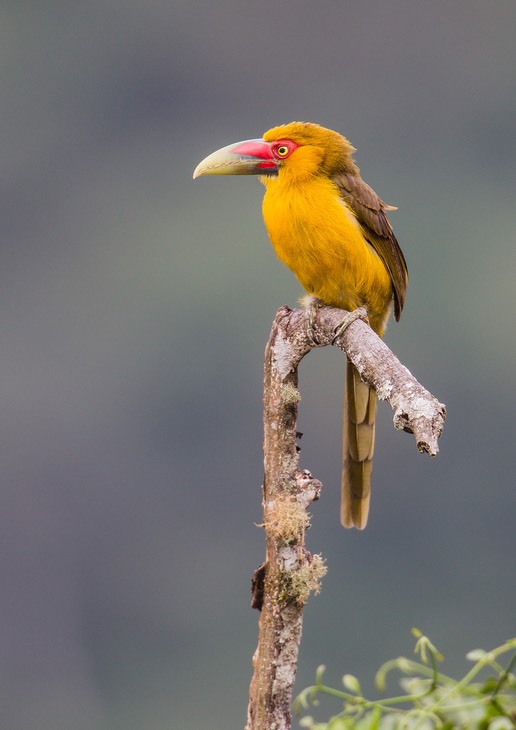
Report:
295,630,516,729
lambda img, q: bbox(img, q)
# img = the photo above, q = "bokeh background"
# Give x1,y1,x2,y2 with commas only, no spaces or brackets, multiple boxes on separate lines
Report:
2,2,516,728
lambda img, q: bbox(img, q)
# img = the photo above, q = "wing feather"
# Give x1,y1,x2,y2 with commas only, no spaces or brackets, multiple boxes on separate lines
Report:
333,173,408,320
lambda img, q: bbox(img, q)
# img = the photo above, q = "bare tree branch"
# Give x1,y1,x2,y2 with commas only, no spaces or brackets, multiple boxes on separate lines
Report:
311,304,446,455
245,305,446,730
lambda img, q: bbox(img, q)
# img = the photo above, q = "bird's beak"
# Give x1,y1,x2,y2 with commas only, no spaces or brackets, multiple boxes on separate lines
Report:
193,139,277,179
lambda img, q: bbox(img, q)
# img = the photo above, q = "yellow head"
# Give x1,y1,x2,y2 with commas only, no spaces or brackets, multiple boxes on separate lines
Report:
263,122,357,179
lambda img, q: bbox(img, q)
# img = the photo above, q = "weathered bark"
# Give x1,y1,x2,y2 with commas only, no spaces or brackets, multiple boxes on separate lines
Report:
245,305,446,730
311,305,446,455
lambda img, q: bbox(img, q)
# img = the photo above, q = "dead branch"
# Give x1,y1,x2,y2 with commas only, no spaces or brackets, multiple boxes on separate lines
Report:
245,305,446,730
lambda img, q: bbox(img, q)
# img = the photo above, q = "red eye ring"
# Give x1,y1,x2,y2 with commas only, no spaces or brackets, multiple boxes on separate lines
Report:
271,140,298,160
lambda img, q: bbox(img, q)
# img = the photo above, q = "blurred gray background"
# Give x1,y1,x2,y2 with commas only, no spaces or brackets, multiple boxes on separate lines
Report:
2,1,515,728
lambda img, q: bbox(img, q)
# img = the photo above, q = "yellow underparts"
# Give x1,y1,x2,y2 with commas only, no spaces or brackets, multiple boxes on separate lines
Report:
261,173,393,335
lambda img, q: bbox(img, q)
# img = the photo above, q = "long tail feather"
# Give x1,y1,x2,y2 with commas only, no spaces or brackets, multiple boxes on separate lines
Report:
341,360,376,529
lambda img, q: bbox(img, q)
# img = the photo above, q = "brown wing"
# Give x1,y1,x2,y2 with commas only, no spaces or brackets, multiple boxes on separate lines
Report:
333,172,408,320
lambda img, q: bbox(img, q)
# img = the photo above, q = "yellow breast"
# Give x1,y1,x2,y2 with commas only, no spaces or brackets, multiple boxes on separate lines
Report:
261,175,393,334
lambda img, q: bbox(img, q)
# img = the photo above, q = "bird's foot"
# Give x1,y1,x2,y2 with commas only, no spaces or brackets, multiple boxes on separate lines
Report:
332,307,369,344
304,297,323,346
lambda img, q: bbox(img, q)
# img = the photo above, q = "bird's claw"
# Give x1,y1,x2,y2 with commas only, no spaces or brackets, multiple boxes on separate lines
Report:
305,297,323,346
332,307,369,344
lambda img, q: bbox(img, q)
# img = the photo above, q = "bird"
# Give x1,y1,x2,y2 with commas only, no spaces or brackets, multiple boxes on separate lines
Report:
193,122,408,529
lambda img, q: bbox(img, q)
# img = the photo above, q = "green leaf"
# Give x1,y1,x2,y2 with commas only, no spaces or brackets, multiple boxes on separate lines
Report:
487,718,514,730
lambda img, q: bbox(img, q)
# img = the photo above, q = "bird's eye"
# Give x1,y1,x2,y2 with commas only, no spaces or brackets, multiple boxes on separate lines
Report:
276,145,290,157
